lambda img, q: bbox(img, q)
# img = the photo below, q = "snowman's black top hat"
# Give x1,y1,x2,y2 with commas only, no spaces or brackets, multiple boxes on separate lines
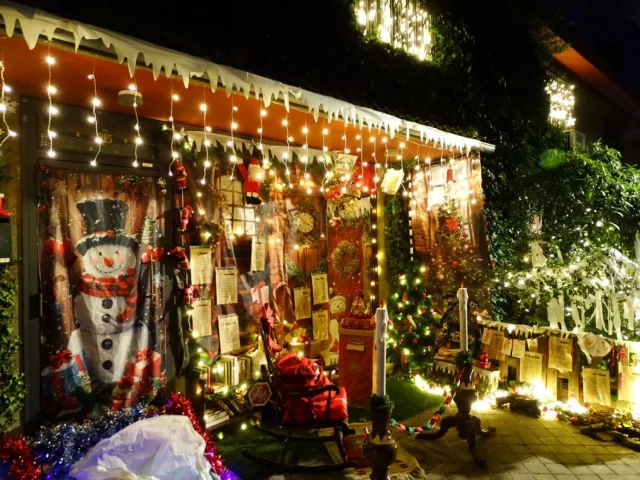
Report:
76,198,138,255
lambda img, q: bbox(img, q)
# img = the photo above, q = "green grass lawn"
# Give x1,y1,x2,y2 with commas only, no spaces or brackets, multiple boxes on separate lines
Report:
217,376,444,479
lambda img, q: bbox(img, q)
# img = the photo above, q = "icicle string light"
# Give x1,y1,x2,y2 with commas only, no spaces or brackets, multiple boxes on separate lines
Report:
0,61,16,147
169,90,180,174
228,100,238,181
129,83,143,167
371,134,379,185
258,107,266,153
282,114,291,188
45,51,56,158
200,92,210,185
302,124,311,194
88,71,101,167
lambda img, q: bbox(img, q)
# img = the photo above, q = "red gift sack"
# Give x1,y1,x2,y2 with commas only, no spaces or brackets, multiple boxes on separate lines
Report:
275,353,348,423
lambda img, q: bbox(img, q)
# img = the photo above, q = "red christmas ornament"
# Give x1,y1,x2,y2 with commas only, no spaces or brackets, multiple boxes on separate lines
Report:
451,260,459,269
444,218,459,232
413,339,418,344
446,168,454,183
330,216,342,228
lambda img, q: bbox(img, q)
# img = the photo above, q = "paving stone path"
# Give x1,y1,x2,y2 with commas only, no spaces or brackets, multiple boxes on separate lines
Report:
268,407,640,480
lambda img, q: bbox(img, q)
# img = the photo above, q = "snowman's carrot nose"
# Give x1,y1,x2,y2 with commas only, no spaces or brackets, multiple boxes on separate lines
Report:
103,257,114,267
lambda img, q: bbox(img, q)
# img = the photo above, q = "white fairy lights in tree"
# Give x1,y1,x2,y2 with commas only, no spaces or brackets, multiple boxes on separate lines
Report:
356,0,432,61
128,83,143,167
546,79,576,129
87,73,102,167
0,62,17,146
45,54,57,158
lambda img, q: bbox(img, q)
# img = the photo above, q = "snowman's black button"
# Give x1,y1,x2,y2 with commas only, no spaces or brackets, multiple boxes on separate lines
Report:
102,299,113,309
101,338,113,350
102,360,113,370
101,314,111,323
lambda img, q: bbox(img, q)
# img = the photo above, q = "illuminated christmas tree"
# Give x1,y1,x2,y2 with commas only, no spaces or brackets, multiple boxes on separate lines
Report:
428,197,484,296
386,264,438,374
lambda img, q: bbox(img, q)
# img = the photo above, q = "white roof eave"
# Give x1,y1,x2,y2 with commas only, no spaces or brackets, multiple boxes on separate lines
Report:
0,1,494,154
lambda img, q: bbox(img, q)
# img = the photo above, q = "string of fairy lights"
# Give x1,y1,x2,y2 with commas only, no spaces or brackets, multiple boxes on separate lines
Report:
45,53,57,158
128,83,143,168
88,72,102,167
19,51,477,242
0,61,17,147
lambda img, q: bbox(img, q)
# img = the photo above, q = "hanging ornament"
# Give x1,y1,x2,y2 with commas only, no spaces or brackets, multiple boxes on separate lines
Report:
380,168,404,195
237,157,264,205
174,160,187,190
330,216,342,228
451,260,459,269
618,345,627,363
446,167,454,183
169,246,189,270
179,205,194,231
182,286,194,306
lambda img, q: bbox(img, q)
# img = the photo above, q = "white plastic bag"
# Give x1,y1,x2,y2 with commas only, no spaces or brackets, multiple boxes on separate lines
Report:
70,415,213,480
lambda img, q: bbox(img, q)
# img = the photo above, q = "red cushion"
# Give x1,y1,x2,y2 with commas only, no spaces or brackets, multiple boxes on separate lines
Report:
276,354,348,424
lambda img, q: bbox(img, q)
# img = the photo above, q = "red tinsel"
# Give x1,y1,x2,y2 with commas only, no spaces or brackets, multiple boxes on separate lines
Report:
161,392,226,476
0,437,41,480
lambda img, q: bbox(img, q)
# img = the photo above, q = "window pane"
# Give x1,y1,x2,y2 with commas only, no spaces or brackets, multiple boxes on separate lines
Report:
220,177,233,190
245,222,256,235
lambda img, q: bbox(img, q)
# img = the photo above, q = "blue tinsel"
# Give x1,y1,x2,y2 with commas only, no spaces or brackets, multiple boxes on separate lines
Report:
29,405,147,479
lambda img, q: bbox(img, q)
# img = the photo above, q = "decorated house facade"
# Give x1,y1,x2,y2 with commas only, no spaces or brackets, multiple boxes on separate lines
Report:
0,1,495,436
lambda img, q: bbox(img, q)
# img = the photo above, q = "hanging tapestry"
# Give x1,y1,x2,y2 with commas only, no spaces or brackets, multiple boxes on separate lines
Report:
38,166,166,413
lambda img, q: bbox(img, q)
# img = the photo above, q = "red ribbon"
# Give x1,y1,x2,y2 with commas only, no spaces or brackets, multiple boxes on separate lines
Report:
50,349,72,370
135,347,152,363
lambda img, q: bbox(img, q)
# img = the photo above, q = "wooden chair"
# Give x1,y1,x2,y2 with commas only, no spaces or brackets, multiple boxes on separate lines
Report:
242,308,355,473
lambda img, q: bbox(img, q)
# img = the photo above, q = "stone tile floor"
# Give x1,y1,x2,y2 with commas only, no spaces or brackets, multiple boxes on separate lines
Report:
397,407,640,480
269,407,640,479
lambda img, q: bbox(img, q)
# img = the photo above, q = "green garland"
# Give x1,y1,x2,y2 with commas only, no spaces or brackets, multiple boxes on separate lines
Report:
0,264,25,433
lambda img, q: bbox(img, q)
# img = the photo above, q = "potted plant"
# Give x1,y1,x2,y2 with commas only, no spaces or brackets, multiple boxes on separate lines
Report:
362,393,397,480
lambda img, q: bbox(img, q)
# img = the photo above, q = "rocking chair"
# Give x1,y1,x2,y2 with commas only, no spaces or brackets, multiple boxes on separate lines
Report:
242,306,355,473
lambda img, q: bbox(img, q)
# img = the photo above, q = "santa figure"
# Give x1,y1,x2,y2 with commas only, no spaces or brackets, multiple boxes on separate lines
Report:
68,198,148,384
237,157,264,205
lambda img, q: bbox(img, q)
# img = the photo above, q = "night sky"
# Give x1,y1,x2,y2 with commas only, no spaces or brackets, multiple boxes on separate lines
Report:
547,0,640,97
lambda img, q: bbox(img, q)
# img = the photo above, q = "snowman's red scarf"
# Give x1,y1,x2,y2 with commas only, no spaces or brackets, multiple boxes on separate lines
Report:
79,268,137,323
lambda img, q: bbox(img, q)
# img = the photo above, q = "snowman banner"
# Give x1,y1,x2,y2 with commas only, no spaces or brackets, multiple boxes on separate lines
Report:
38,168,166,412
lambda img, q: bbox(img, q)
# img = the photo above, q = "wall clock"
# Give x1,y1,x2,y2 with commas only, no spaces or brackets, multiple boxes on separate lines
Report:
290,199,321,246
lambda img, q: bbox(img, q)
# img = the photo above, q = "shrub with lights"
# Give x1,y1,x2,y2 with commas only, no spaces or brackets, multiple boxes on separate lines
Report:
491,143,640,338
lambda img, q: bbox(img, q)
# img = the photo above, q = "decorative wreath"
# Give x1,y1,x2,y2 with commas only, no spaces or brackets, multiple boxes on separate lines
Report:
332,241,361,279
